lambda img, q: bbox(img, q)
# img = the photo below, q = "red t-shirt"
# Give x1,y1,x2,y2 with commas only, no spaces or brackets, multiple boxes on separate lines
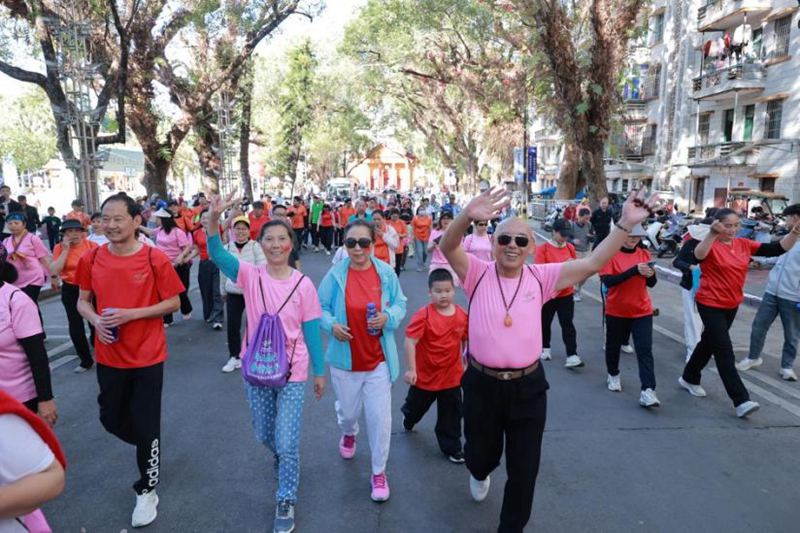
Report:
52,239,98,285
288,205,307,229
600,247,653,318
320,211,334,227
535,242,576,297
345,266,385,371
695,238,761,309
373,231,392,264
193,229,209,261
405,304,468,391
77,245,184,368
249,212,268,241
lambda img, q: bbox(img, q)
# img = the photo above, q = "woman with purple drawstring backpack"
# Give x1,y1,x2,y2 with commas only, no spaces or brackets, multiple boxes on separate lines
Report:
206,190,325,533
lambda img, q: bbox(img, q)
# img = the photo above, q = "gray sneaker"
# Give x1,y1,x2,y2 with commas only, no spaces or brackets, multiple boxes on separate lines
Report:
273,499,295,533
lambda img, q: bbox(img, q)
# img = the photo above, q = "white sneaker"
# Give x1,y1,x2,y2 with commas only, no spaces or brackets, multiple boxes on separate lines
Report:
540,348,552,361
314,246,319,253
621,344,634,354
573,293,581,302
325,250,331,256
74,364,91,374
182,312,192,321
678,376,707,397
607,374,622,392
736,400,760,418
469,474,490,502
565,355,584,368
222,357,241,373
212,322,223,331
779,368,798,381
736,357,763,372
639,388,660,407
131,490,159,528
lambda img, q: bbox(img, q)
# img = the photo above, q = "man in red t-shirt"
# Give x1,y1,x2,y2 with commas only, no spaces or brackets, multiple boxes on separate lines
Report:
287,197,307,253
401,268,468,462
248,200,269,241
535,219,581,368
76,194,183,528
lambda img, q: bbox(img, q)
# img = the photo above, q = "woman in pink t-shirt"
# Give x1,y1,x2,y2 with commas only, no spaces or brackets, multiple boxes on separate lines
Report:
462,220,493,262
0,243,57,426
2,212,53,328
152,209,193,325
428,211,460,286
205,193,325,533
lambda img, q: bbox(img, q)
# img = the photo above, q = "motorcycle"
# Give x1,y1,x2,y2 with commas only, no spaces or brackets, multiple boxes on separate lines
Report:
656,216,690,258
544,207,562,233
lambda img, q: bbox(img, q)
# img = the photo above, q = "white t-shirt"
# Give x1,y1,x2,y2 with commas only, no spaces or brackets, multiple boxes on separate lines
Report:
88,233,110,246
0,414,56,532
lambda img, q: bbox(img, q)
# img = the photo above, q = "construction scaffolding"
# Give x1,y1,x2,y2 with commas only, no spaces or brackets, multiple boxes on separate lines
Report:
43,2,108,212
216,91,239,196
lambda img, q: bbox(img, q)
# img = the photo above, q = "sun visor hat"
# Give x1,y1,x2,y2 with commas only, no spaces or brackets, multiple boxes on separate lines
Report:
232,216,250,227
153,208,173,218
5,212,26,224
687,223,711,241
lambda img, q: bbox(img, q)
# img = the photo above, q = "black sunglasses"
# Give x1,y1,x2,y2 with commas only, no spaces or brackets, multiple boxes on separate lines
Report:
496,234,530,247
476,222,488,227
345,237,372,249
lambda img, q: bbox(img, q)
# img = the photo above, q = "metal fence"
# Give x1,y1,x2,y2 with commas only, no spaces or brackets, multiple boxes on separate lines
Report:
528,199,573,221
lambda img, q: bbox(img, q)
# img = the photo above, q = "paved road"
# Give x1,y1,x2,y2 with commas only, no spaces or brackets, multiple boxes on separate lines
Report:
39,247,800,532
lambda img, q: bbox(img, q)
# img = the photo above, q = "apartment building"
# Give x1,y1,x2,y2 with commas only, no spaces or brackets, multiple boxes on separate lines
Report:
641,0,799,212
537,0,799,211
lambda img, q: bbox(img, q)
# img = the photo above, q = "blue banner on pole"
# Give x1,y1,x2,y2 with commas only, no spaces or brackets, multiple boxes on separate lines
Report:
513,147,524,184
527,147,537,183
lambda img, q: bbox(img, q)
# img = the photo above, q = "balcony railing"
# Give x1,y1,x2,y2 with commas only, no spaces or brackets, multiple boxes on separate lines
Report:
692,62,765,99
697,0,773,31
688,141,755,165
641,137,656,156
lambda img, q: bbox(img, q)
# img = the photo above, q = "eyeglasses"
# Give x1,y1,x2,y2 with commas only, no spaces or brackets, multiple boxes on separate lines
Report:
476,222,488,227
344,237,372,249
496,234,530,247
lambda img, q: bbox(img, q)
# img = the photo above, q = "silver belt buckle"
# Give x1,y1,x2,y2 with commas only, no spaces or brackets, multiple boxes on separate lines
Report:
497,371,514,381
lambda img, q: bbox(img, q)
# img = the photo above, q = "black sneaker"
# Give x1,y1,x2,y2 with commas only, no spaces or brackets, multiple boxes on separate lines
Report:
402,417,414,431
273,499,295,533
447,451,465,464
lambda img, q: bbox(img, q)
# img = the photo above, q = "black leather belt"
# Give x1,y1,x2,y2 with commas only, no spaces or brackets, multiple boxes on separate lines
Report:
469,357,539,381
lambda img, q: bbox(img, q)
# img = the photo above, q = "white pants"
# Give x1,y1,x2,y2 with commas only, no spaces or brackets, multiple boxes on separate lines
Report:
330,362,392,475
682,288,703,360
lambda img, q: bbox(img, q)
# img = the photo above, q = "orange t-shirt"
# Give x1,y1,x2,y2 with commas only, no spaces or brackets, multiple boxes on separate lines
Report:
695,238,761,309
388,220,408,249
249,212,269,241
288,205,307,229
405,304,468,391
77,245,185,368
534,242,576,297
52,239,98,285
345,265,385,371
412,215,432,242
599,247,653,318
373,229,392,264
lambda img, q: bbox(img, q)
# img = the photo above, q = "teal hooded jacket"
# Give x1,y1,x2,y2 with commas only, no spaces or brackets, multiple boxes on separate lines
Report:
317,256,407,382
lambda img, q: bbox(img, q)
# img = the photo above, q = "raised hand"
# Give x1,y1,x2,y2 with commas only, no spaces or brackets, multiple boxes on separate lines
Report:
463,187,510,221
208,188,240,218
620,188,660,227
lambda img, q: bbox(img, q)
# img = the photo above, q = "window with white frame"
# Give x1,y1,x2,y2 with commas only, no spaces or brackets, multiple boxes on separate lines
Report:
652,13,664,45
764,100,783,140
774,16,791,58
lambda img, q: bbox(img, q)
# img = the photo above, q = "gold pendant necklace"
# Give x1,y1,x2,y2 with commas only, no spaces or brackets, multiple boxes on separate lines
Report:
496,264,524,328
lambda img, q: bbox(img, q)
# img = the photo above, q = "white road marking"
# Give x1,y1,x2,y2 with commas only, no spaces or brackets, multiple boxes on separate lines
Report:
45,334,71,340
47,341,75,358
50,355,78,370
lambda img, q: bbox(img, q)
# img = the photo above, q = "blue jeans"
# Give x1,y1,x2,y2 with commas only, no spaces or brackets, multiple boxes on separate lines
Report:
415,238,428,269
245,381,306,502
748,292,800,369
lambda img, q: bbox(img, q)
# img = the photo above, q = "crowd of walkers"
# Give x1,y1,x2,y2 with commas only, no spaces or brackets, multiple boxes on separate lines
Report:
1,181,799,533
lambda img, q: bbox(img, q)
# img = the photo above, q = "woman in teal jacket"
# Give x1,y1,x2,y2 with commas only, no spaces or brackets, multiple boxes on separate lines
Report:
318,219,407,503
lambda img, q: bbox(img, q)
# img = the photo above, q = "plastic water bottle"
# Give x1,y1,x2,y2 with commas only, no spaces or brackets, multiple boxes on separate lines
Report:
366,303,380,336
103,308,119,343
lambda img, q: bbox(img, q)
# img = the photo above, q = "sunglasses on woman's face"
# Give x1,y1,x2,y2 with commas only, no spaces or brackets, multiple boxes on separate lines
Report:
496,234,530,247
476,222,488,227
345,237,372,249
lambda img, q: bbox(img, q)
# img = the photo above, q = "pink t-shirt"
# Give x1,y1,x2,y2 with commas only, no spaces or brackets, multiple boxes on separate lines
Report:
461,254,562,368
237,263,322,382
462,234,493,262
429,229,451,266
0,283,43,402
2,233,49,288
153,228,191,262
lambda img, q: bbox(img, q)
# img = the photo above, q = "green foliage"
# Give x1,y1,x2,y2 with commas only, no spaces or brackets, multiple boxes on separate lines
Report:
0,89,57,174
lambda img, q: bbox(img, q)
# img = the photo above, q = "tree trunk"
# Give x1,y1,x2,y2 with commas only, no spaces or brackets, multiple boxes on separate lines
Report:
142,156,170,198
239,75,254,202
193,113,223,194
581,140,608,204
556,137,580,199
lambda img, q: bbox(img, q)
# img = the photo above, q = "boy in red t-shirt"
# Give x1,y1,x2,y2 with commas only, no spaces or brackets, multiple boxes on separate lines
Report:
76,194,184,528
401,268,468,463
536,219,581,368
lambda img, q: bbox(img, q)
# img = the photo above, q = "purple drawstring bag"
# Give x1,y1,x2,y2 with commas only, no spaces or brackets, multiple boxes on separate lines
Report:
241,273,305,388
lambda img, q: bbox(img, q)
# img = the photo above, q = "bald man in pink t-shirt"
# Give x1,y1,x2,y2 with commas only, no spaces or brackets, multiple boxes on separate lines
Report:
440,188,659,531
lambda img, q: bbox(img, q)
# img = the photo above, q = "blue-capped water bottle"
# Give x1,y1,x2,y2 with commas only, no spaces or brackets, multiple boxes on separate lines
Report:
366,303,380,336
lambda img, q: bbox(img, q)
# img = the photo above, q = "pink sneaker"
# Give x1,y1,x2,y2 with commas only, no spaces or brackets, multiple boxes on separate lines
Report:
339,435,356,459
370,472,390,502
